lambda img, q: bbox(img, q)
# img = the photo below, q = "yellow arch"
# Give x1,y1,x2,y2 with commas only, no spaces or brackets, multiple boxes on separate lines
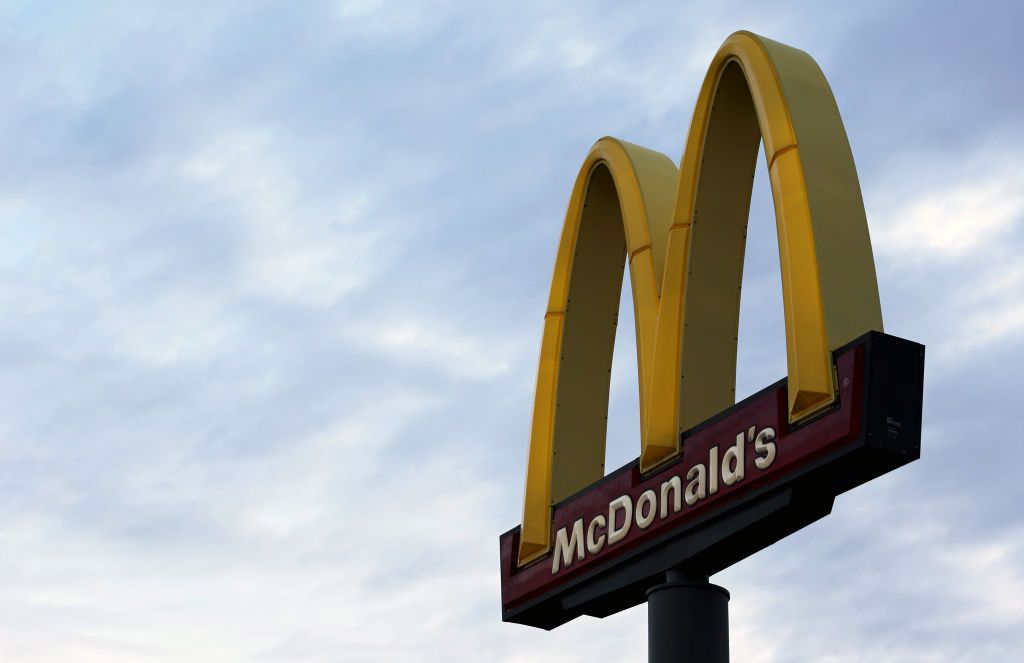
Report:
518,31,882,566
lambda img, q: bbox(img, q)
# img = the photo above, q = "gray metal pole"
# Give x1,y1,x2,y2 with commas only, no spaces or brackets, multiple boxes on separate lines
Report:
647,571,730,663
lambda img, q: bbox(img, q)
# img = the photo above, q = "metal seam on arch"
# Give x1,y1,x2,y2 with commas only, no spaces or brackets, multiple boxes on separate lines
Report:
768,143,798,170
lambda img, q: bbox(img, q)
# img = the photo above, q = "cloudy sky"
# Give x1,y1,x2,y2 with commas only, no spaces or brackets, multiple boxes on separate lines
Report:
1,1,1022,661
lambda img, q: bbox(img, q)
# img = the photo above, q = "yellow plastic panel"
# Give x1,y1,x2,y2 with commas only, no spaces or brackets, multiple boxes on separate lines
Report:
518,31,882,567
518,140,677,566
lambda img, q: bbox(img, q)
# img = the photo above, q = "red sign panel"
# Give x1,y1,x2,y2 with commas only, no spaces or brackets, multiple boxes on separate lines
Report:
500,342,872,622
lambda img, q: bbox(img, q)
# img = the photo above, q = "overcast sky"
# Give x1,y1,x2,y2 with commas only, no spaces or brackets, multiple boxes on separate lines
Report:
1,1,1022,661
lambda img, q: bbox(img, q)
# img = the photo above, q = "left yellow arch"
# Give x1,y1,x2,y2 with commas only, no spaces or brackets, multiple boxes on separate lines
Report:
518,31,882,567
519,139,677,566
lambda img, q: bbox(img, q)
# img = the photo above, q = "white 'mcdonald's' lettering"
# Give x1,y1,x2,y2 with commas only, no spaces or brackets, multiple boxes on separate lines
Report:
551,425,777,574
552,518,585,573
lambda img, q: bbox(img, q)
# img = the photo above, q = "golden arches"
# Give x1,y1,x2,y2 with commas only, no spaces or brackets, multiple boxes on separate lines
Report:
518,31,882,567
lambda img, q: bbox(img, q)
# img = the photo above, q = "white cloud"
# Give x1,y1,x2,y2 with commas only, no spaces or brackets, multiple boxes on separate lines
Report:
868,145,1024,358
875,172,1024,261
181,130,390,306
343,318,520,382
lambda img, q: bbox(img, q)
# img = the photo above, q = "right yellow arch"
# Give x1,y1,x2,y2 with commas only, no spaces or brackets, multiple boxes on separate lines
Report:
518,31,882,567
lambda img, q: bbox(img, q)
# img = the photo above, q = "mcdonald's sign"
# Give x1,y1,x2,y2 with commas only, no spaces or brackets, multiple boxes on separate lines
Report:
499,32,925,629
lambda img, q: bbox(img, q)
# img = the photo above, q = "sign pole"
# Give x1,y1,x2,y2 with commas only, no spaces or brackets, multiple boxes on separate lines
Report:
647,571,729,663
